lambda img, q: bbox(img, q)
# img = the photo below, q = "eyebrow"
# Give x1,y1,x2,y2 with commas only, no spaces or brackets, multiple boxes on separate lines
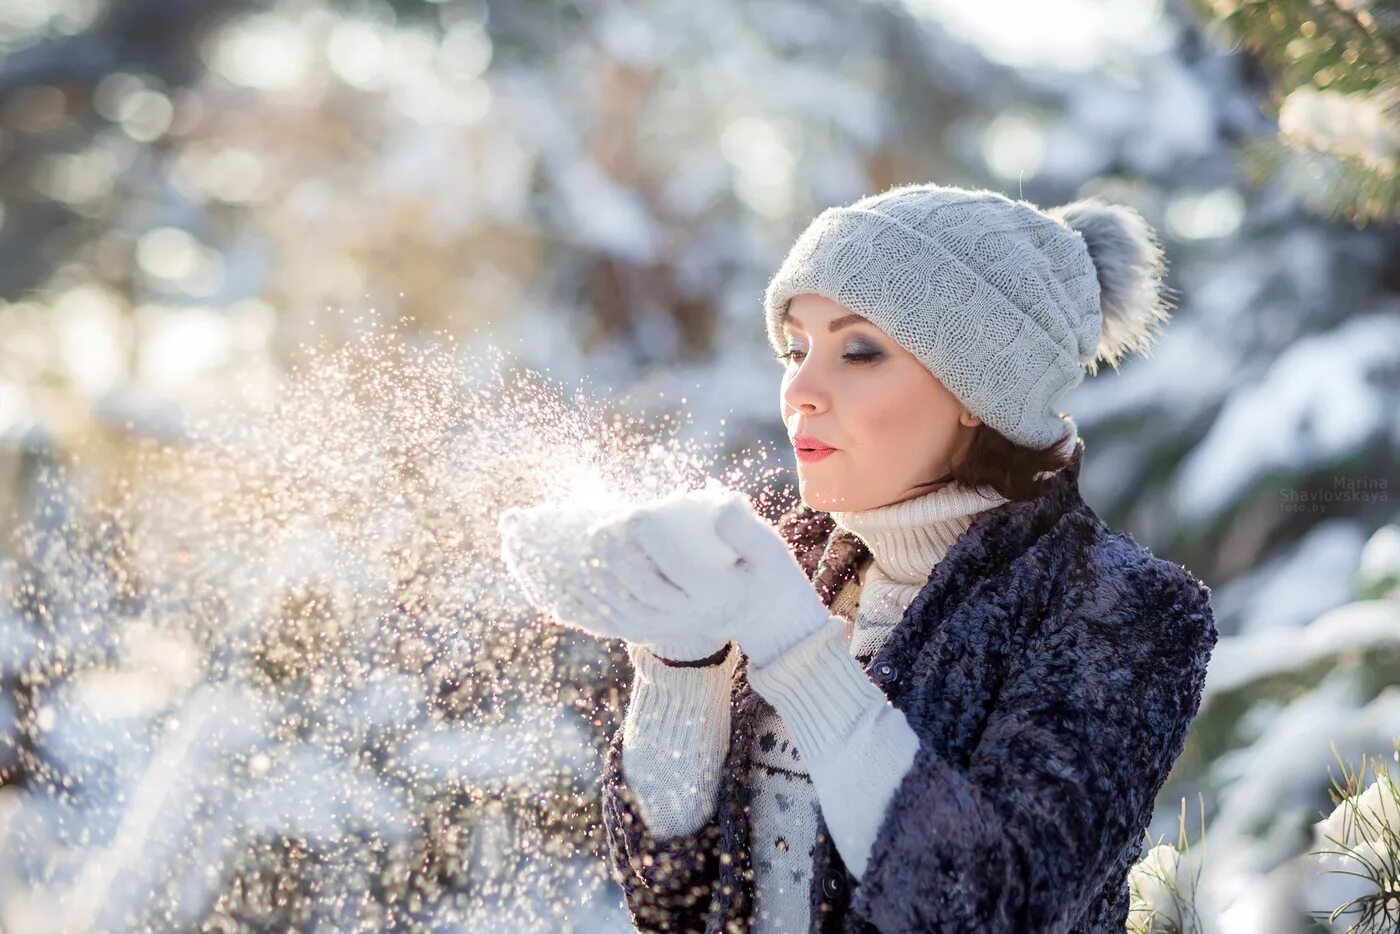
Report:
781,310,871,333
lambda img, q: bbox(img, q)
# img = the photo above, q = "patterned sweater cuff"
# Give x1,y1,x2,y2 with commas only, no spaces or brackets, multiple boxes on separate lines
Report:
745,617,889,759
621,641,741,839
745,617,921,878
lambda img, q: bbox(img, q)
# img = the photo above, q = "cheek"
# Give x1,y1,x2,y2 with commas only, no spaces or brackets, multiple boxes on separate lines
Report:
850,369,959,453
845,378,910,445
860,401,907,441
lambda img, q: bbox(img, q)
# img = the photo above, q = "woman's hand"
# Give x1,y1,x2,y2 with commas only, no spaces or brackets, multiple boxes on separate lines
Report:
498,490,834,666
712,492,838,665
497,497,731,661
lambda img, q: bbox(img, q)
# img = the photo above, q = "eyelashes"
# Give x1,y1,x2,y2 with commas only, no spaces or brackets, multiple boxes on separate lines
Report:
774,343,883,365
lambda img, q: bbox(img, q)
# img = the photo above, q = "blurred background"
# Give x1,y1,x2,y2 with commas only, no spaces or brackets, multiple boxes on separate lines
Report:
0,0,1397,930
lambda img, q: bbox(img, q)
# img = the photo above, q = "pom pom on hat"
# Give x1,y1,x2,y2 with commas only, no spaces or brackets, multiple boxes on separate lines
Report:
761,183,1181,450
1048,197,1173,377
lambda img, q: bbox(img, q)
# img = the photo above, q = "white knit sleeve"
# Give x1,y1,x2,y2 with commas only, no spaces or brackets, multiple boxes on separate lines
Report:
620,641,740,840
744,618,920,879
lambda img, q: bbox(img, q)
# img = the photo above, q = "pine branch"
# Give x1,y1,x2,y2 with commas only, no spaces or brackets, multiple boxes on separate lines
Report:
1190,0,1398,97
1187,0,1400,223
1238,133,1400,225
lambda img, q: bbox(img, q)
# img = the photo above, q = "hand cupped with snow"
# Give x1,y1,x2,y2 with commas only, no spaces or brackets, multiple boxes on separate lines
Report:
583,487,838,667
496,486,743,660
497,501,615,620
497,485,835,666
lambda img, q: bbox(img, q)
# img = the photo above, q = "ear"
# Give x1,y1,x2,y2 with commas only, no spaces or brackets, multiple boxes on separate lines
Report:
960,410,982,428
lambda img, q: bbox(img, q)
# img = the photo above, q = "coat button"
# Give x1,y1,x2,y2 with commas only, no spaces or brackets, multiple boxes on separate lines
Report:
821,870,845,898
874,662,898,685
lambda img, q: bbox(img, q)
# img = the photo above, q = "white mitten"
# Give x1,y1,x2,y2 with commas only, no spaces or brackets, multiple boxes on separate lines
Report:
497,488,736,661
587,490,835,668
499,486,835,668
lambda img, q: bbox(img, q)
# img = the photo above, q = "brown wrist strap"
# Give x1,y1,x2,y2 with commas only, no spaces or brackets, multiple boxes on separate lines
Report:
656,642,733,668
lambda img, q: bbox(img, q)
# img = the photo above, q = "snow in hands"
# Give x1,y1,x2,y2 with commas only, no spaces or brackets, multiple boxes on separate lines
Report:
499,482,844,668
0,328,788,931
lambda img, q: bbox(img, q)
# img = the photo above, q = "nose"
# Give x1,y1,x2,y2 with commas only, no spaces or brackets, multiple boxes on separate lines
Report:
781,357,830,417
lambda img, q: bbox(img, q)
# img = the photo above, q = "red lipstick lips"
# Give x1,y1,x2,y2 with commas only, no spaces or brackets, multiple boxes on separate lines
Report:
792,434,837,463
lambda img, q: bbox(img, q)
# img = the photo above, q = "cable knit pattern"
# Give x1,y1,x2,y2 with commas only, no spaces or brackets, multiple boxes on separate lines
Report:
830,483,1009,587
742,482,1008,931
832,482,1010,667
621,480,1007,931
601,438,1221,933
762,186,1173,453
762,185,1106,449
621,641,743,840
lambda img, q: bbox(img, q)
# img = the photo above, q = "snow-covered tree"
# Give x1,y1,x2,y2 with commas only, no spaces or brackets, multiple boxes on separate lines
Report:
1188,0,1400,225
2,0,1397,929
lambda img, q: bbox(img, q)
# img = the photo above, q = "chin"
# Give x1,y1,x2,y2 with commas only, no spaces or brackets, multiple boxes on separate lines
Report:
799,485,860,513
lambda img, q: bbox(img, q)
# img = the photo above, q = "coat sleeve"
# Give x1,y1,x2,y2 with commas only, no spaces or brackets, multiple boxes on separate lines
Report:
849,556,1219,933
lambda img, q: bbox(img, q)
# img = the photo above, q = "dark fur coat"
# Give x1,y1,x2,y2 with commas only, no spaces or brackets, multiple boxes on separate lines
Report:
600,439,1218,933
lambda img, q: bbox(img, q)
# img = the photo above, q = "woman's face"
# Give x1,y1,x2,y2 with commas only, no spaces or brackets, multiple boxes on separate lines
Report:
778,293,981,512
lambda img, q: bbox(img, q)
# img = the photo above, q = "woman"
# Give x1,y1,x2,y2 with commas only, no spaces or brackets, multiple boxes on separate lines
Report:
505,184,1218,933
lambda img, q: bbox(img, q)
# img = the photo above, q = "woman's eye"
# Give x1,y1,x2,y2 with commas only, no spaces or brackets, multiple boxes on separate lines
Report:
773,348,881,365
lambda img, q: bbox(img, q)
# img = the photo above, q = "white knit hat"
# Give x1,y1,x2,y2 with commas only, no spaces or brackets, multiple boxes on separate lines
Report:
763,184,1172,450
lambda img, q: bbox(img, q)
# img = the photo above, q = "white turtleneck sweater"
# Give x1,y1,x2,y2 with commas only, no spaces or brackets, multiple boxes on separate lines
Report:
621,482,1009,933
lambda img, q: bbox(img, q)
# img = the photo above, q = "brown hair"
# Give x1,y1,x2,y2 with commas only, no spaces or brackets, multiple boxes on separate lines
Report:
915,423,1077,502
